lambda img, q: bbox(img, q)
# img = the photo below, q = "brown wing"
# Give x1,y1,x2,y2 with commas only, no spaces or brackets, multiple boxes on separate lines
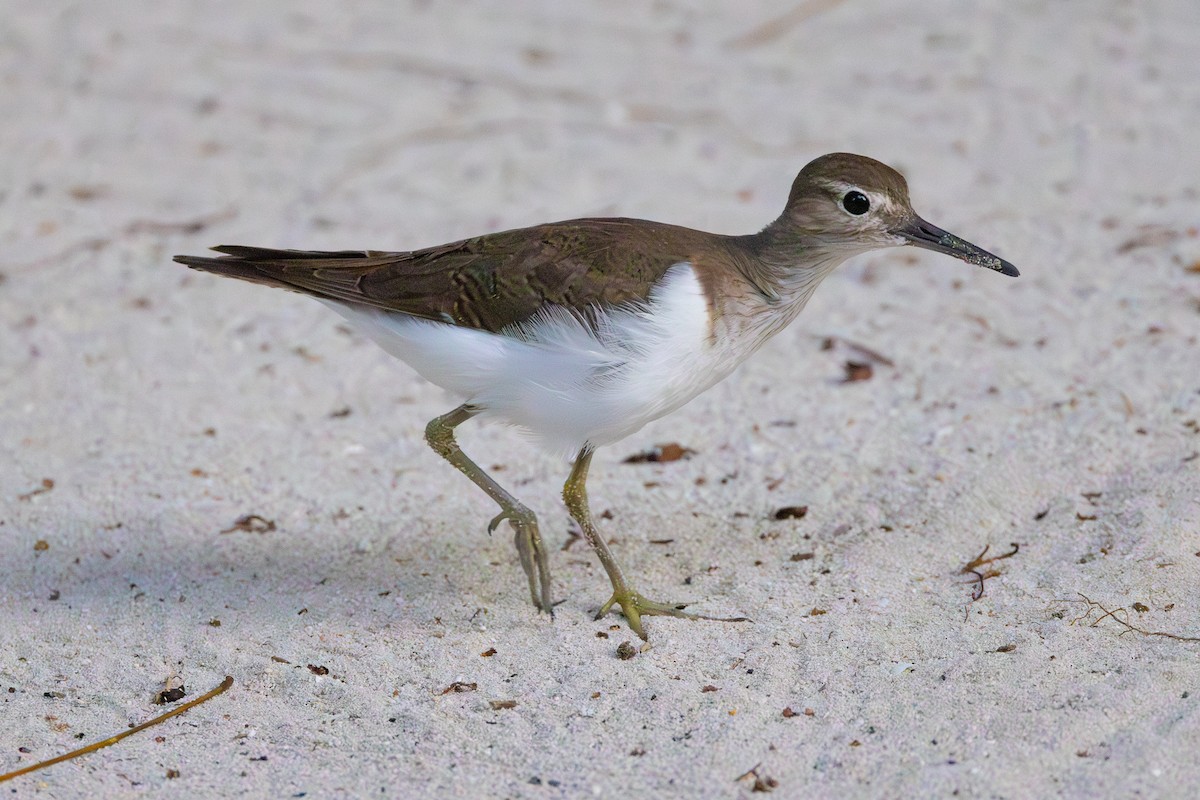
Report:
174,219,711,333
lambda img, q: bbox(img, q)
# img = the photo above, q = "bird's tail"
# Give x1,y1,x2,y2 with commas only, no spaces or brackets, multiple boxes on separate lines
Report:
173,245,397,302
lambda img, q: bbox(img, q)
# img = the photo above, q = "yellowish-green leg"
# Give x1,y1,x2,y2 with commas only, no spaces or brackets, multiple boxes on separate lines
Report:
425,404,553,614
563,446,749,641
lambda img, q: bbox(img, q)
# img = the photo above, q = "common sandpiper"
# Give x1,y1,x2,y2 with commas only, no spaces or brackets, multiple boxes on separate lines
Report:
176,153,1018,640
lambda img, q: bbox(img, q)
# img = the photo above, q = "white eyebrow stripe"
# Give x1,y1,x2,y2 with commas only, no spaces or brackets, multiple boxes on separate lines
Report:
824,180,904,216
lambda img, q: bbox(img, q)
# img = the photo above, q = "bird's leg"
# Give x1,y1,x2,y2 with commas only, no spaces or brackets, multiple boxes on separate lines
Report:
563,446,749,641
425,404,553,614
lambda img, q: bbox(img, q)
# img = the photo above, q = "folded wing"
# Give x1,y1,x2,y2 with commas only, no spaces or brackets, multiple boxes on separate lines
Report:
174,219,709,334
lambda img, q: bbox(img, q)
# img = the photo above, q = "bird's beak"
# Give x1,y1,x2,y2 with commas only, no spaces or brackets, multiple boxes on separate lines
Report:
896,216,1019,277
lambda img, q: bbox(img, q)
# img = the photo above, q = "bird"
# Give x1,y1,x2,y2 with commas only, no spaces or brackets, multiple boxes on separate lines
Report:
175,152,1017,641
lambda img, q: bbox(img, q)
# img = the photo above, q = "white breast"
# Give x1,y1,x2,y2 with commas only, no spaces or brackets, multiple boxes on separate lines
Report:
323,263,754,456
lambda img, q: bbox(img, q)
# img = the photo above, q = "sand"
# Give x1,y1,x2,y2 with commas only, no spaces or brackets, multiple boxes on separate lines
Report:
2,1,1198,797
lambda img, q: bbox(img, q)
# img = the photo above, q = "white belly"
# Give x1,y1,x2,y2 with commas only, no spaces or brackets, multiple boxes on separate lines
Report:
324,263,752,456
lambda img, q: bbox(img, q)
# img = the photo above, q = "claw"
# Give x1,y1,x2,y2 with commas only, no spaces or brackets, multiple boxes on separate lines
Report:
489,509,555,614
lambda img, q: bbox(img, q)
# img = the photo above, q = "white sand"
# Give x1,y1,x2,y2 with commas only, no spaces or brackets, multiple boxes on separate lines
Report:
2,1,1198,797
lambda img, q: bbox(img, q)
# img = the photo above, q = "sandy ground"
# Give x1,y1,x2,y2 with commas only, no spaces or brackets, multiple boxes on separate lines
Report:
2,1,1199,797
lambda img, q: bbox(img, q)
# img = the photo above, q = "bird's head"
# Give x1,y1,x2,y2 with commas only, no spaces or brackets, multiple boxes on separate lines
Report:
779,152,1018,277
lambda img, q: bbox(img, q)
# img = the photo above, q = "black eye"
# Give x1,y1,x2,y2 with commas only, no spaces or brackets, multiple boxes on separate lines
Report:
842,191,870,215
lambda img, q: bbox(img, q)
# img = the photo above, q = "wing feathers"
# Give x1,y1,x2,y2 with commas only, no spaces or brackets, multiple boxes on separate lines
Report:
175,220,720,333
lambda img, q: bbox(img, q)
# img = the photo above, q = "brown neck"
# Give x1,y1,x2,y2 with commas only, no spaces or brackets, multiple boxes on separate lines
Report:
726,216,853,304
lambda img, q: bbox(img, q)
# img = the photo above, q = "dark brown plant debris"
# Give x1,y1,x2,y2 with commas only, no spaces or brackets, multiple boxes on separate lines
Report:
789,552,814,562
220,514,276,534
821,335,896,366
562,525,583,551
33,540,49,552
438,682,478,695
996,644,1016,653
735,763,779,793
781,707,798,718
622,443,696,463
701,685,719,693
307,664,329,676
481,648,497,657
153,685,187,705
489,700,517,710
616,641,638,660
773,505,808,520
842,361,873,382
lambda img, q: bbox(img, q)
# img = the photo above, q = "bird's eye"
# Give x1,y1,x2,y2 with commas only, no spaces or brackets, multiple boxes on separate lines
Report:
841,191,870,216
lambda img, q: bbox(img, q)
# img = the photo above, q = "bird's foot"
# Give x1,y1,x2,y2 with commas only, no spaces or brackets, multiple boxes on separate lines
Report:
595,588,750,641
488,508,555,615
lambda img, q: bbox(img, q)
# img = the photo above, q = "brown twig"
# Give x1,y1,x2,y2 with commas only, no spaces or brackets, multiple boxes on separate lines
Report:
961,543,1019,601
17,478,54,502
0,676,233,784
962,542,1020,574
220,514,276,534
967,570,986,601
1070,594,1200,643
